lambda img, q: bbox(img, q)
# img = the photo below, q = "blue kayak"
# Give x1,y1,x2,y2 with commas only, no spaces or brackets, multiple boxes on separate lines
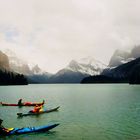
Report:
0,123,59,136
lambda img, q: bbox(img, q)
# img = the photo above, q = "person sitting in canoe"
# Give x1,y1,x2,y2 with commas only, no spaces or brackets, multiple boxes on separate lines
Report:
18,99,23,106
18,98,33,106
18,99,45,106
29,105,43,113
0,119,13,135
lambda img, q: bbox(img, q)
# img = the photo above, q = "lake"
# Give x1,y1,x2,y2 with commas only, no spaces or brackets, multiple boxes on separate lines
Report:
0,84,140,140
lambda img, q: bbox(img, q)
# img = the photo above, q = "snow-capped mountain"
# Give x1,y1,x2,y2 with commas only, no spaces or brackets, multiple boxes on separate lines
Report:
81,56,140,84
1,49,107,83
66,57,106,75
47,57,106,83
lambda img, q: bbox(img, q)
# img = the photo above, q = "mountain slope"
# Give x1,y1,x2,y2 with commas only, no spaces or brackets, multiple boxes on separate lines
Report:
27,72,53,83
108,45,140,68
5,49,43,75
0,51,10,71
2,49,107,83
48,69,89,83
108,50,132,67
81,57,140,84
67,57,106,75
129,64,140,84
102,57,140,79
48,57,106,83
0,51,28,85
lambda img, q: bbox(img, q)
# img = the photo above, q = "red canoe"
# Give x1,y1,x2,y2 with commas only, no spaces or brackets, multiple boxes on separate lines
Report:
1,101,45,106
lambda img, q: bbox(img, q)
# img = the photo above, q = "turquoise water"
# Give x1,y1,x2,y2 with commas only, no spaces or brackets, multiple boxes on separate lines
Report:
0,84,140,140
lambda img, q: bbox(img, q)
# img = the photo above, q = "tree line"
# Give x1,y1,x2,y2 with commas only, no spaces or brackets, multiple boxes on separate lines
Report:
0,70,28,85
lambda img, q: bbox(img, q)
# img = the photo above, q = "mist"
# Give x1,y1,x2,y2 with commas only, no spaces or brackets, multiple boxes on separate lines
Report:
0,0,140,73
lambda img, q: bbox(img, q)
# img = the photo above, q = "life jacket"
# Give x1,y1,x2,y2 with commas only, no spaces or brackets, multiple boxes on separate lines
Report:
0,127,10,135
32,105,42,113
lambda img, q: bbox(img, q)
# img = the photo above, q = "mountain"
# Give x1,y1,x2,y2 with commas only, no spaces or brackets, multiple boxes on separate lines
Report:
81,57,140,84
0,51,28,85
131,45,140,58
2,50,53,83
32,65,42,74
48,57,106,83
81,46,140,84
103,57,140,84
27,57,106,83
68,57,106,75
108,50,132,67
5,49,43,75
3,49,107,83
0,51,10,71
129,64,140,84
47,69,89,83
81,75,122,83
108,45,140,68
27,72,53,83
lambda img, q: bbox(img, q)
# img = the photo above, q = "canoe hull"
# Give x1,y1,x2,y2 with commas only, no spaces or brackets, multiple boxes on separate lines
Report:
1,102,44,106
0,124,59,136
17,106,60,117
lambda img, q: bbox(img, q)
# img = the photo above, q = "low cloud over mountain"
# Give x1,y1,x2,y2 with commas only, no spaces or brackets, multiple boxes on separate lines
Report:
108,45,140,67
5,49,43,75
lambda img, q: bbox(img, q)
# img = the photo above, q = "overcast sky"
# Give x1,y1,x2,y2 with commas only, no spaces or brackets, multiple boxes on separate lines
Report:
0,0,140,73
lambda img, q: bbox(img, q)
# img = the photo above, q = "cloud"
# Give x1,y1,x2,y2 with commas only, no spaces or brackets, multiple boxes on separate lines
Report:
0,0,139,72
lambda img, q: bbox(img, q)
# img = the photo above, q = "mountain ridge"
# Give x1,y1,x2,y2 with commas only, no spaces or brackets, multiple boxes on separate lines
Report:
81,57,140,84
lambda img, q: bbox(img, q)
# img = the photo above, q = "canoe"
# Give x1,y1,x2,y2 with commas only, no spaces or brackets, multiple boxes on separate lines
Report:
0,123,59,136
0,101,44,106
17,106,60,117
